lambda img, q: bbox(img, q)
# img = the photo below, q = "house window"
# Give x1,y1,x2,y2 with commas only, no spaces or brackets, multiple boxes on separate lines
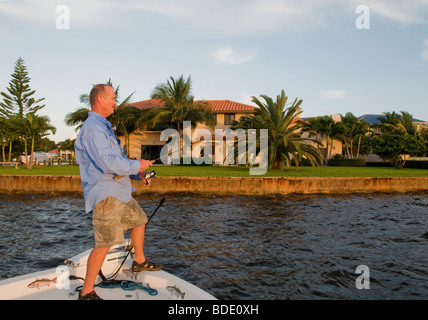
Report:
224,114,235,125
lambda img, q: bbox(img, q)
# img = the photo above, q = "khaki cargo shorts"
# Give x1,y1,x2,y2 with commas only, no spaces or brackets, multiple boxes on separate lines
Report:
92,197,148,248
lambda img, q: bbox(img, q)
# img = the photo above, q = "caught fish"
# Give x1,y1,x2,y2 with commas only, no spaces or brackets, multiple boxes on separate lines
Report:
27,277,57,289
167,285,185,299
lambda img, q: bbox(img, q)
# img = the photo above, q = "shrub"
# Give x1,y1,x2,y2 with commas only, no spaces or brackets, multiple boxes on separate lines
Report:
328,158,366,167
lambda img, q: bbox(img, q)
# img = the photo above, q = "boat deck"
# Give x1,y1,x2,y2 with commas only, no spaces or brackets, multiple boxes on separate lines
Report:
0,241,216,300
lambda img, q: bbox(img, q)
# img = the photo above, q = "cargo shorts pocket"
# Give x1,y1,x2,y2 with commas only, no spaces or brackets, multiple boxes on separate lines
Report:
92,197,125,248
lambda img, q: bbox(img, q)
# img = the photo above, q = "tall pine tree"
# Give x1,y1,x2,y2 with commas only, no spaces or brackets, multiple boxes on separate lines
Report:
0,57,45,117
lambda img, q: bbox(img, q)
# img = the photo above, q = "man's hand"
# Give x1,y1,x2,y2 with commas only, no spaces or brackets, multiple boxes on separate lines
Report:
141,177,151,187
139,159,155,172
113,160,155,180
138,171,152,187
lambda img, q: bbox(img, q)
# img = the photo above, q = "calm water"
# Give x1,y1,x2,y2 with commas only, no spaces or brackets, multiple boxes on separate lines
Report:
0,192,427,300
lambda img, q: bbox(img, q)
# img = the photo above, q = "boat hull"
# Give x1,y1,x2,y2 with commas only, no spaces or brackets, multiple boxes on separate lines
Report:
0,241,216,300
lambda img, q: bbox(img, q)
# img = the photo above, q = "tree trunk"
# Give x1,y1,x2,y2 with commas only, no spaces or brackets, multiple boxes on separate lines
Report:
124,131,130,158
8,140,12,162
1,144,5,162
24,139,29,169
325,137,331,166
356,135,362,159
29,137,35,169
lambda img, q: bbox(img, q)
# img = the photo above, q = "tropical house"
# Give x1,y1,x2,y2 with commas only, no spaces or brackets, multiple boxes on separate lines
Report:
122,99,257,164
117,99,344,165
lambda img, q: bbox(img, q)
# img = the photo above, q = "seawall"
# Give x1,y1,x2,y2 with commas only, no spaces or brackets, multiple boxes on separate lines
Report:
1,175,427,195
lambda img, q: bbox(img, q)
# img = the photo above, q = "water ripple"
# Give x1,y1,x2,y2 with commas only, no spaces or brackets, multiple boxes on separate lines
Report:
0,192,427,299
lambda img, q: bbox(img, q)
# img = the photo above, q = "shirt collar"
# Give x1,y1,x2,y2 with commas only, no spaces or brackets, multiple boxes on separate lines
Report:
89,111,112,129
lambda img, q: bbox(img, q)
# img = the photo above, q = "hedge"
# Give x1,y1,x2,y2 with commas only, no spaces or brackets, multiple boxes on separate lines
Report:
328,159,366,167
404,161,428,169
366,161,428,169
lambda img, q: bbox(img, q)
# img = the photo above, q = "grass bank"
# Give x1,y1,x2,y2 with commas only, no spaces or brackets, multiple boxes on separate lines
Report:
1,164,427,177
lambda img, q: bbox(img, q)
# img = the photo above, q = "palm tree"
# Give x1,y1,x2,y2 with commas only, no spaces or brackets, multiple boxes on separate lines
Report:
375,111,401,134
376,110,424,141
10,113,56,168
137,75,215,132
232,90,323,170
303,115,343,165
394,111,420,137
24,113,56,169
58,138,76,163
64,79,135,132
64,106,90,132
340,113,369,159
108,105,143,158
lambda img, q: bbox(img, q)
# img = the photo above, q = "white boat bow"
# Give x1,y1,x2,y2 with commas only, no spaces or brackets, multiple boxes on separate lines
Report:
0,240,216,300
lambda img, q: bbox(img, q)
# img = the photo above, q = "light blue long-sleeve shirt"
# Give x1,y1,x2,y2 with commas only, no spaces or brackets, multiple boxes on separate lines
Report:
75,111,141,213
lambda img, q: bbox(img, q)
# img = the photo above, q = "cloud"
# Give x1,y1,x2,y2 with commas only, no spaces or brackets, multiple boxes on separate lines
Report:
351,0,428,24
130,0,428,33
132,0,318,33
320,90,346,99
211,47,258,65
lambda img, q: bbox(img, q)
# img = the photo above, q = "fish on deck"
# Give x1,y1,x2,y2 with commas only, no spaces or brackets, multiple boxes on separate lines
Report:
167,285,185,299
27,278,57,289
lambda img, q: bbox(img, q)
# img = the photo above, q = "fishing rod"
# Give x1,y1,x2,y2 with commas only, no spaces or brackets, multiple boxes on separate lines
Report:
147,197,166,224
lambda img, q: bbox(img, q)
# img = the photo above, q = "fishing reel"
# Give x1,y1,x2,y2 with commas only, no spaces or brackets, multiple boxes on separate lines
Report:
142,170,157,186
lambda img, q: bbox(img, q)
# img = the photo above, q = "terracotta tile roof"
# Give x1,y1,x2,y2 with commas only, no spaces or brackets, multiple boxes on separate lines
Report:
130,99,256,114
204,100,256,114
130,99,165,110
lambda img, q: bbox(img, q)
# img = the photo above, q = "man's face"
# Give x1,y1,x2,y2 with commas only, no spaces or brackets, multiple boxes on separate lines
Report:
100,86,116,117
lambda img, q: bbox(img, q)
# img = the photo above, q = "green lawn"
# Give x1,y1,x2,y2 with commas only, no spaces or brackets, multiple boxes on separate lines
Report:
0,164,427,177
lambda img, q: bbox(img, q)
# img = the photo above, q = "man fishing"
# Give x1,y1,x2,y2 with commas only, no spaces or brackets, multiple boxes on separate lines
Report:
74,84,162,300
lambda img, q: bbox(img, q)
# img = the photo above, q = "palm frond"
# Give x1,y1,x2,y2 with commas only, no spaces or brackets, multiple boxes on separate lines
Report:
233,90,324,170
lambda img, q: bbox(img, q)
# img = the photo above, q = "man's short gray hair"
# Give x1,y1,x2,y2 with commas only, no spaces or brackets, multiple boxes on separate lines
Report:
89,84,113,106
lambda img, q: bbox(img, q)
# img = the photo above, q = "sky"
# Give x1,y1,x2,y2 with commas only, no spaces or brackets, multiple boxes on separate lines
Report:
0,0,427,143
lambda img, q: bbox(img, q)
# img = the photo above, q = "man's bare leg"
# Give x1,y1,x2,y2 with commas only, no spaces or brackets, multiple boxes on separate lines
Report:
80,247,110,296
131,224,146,264
130,224,162,271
